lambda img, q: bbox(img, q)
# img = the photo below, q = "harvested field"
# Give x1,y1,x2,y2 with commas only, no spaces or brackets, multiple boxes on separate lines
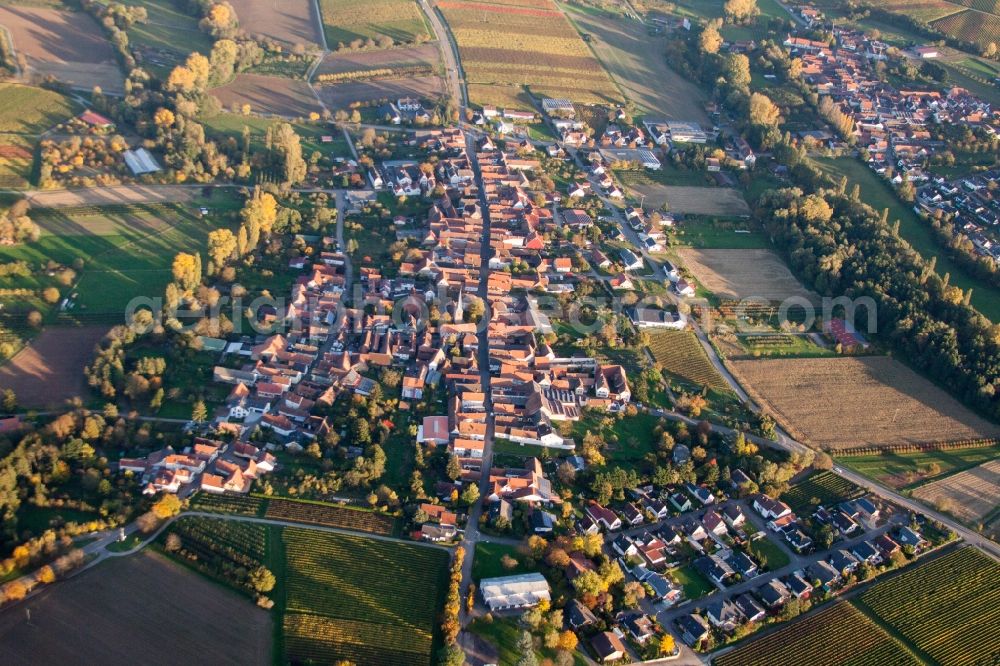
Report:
319,0,431,48
912,459,1000,524
316,43,441,75
563,4,709,122
211,74,320,117
626,183,749,215
440,0,619,107
229,0,322,48
0,6,124,93
25,185,201,208
729,356,1000,449
316,75,444,109
0,326,107,407
0,551,271,666
676,248,817,302
467,83,536,111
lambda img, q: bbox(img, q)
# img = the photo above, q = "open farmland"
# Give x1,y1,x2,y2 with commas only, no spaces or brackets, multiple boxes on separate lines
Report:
647,329,731,392
229,0,322,48
211,74,320,117
857,547,1000,666
282,528,448,666
118,0,212,77
0,83,77,187
0,551,272,665
438,0,620,109
728,356,1000,449
316,43,441,75
932,8,1000,46
0,196,239,316
0,6,124,93
315,75,444,109
0,326,107,408
713,601,919,666
676,248,816,302
319,0,431,49
265,497,399,534
780,470,863,511
626,183,749,215
912,459,1000,524
838,441,1000,489
562,4,709,122
880,0,965,22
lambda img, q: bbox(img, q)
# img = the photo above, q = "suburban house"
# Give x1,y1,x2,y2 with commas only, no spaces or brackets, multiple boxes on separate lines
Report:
586,501,623,531
590,631,627,663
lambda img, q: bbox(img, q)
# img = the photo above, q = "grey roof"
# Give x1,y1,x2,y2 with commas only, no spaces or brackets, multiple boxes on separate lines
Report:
480,573,550,609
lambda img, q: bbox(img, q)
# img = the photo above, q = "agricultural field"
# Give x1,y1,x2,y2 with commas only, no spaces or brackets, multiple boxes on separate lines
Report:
189,492,266,516
932,8,1000,47
879,0,965,22
282,528,448,666
912,459,1000,524
318,0,431,49
0,197,240,315
0,325,107,407
199,113,346,156
780,470,863,511
857,547,1000,666
562,3,709,122
315,75,445,110
625,182,749,215
438,0,620,109
211,74,321,118
265,497,399,535
813,157,1000,321
316,43,441,76
0,5,125,93
646,329,731,393
0,551,272,664
0,83,78,187
714,601,919,666
728,356,1000,450
676,248,817,302
171,516,269,565
837,442,1000,489
118,0,213,77
229,0,322,49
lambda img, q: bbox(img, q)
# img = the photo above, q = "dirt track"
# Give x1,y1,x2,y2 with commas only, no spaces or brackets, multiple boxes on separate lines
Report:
0,326,107,408
0,551,272,666
24,185,201,208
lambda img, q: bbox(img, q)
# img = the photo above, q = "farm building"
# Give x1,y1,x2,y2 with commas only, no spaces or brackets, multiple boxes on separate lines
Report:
667,121,707,143
480,573,551,611
124,148,162,175
629,306,686,330
541,98,575,116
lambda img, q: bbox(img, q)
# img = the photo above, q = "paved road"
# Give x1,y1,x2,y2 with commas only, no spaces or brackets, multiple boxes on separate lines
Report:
421,0,467,114
457,130,497,627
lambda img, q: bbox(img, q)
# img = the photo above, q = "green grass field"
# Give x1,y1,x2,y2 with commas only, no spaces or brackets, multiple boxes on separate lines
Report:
813,156,1000,321
200,112,347,157
668,216,772,249
318,0,430,48
0,195,241,317
837,444,1000,490
119,0,213,76
747,536,791,570
471,542,533,581
674,562,714,599
0,83,78,134
780,470,863,511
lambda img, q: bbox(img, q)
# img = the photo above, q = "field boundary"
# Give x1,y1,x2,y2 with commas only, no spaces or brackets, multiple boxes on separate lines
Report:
835,437,1000,457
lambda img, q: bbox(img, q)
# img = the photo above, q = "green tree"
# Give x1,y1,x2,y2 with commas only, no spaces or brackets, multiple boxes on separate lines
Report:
727,53,751,88
191,400,208,422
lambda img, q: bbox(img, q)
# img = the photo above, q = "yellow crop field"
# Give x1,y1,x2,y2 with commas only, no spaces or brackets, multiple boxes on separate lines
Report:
438,0,620,109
